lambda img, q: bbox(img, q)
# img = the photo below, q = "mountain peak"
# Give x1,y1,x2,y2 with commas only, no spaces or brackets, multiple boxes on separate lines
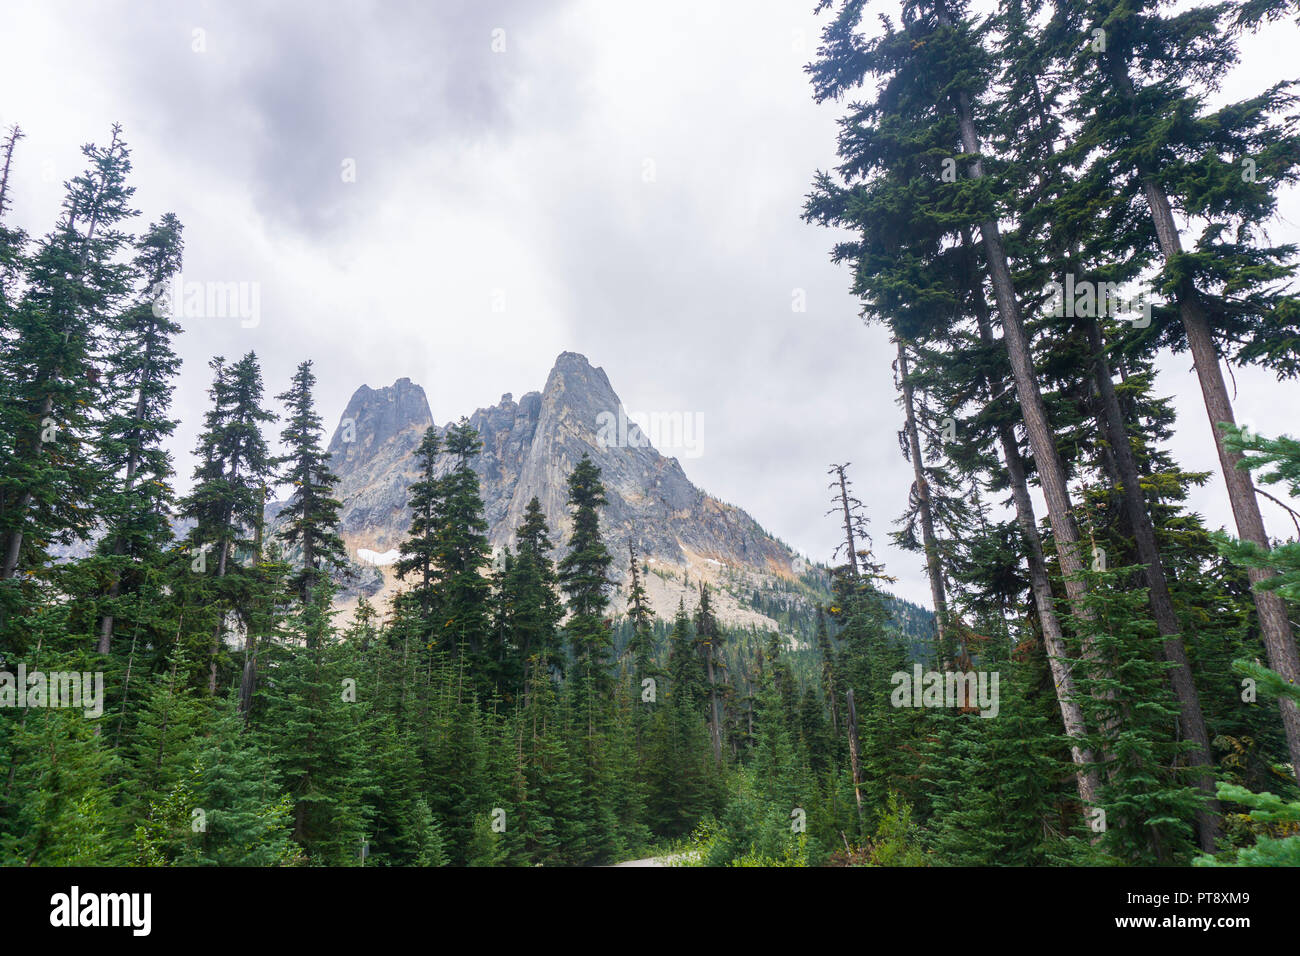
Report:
553,350,593,370
542,351,619,416
328,377,432,466
321,356,806,628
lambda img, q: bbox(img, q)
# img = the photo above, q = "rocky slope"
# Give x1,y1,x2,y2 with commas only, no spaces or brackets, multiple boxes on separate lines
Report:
320,352,825,632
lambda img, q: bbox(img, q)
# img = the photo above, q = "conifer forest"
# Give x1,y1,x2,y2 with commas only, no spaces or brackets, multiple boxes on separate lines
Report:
1,0,1300,917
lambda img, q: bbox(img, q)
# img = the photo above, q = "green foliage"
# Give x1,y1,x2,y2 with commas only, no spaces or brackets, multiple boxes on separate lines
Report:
558,454,614,679
1196,662,1300,866
276,360,347,607
869,792,928,867
1215,425,1300,602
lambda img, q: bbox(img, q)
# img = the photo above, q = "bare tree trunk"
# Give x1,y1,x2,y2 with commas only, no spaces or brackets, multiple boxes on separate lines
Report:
1148,197,1300,785
846,688,865,822
0,125,21,218
1084,316,1222,847
896,339,952,662
705,651,722,765
968,274,1101,808
945,86,1137,799
954,115,1093,622
1104,57,1300,783
831,464,860,578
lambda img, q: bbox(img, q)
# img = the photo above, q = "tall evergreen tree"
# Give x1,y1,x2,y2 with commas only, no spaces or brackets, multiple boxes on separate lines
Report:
394,426,441,633
436,419,492,684
558,454,614,687
276,359,347,610
625,539,655,677
91,214,184,654
177,352,277,694
0,127,137,642
694,583,727,765
501,496,564,696
1045,0,1300,782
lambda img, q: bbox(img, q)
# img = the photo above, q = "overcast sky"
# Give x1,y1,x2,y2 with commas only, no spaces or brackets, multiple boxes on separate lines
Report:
2,0,1298,607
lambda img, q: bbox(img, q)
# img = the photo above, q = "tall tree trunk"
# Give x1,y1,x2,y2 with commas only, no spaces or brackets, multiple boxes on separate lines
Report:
952,103,1093,622
1107,58,1300,784
830,464,860,578
0,125,20,219
845,688,865,822
97,361,154,654
895,339,952,661
968,270,1101,809
705,649,722,765
1084,316,1222,848
946,81,1133,788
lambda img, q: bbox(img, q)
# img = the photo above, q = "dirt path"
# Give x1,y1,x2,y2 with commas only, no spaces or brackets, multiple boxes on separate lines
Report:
613,852,695,867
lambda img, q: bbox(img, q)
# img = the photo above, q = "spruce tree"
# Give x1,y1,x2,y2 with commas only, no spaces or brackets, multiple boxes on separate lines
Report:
625,539,655,677
276,359,347,610
255,589,370,865
178,352,278,694
558,454,614,687
91,214,184,654
694,583,727,765
436,419,492,685
502,496,564,696
394,426,441,633
135,691,299,866
0,127,137,645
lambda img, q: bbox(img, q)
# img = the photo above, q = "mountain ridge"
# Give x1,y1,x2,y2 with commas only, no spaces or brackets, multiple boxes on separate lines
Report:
321,351,825,633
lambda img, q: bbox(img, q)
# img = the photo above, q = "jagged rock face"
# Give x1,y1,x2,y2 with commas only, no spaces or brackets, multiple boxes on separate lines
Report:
323,352,802,623
327,377,434,554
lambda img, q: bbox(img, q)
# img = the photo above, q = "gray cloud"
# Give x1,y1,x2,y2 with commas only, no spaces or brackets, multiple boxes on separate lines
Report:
68,0,582,235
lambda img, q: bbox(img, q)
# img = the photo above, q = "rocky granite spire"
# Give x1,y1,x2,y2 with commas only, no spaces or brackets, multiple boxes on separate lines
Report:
326,377,434,554
322,352,809,626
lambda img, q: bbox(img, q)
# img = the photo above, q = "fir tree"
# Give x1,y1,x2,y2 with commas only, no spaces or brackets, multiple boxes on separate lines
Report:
178,352,277,694
0,127,137,645
435,419,492,686
501,496,564,696
558,454,614,686
394,427,441,633
276,360,347,611
625,539,655,678
255,589,369,865
90,214,184,655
